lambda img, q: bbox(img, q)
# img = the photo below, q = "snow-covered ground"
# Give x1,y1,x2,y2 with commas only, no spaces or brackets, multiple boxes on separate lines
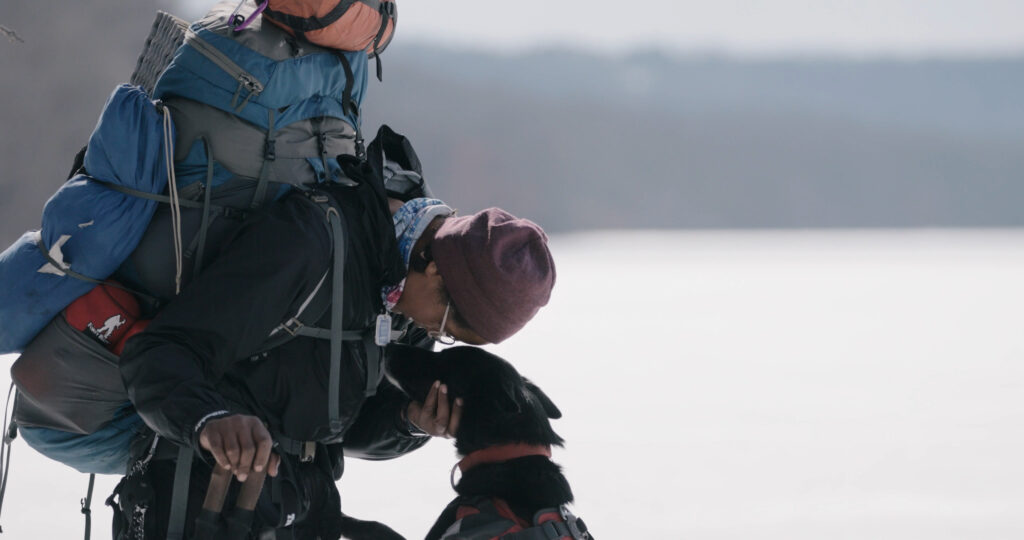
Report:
2,229,1023,539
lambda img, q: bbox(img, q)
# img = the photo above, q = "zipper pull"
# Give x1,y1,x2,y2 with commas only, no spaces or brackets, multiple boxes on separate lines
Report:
233,75,263,112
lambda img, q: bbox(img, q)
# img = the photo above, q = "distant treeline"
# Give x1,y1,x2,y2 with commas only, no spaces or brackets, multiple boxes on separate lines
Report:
361,48,1024,232
2,1,1022,246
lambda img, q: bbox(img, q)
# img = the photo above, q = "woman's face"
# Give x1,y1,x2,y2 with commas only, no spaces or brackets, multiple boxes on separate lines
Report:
394,261,488,345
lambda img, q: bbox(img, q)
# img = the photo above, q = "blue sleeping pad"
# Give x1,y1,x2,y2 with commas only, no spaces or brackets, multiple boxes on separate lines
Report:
0,84,172,353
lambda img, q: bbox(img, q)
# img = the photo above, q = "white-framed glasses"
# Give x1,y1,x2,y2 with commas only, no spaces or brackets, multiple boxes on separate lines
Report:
428,301,455,345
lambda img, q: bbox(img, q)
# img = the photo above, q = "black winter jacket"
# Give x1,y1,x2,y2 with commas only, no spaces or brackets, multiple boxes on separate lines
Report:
119,183,427,463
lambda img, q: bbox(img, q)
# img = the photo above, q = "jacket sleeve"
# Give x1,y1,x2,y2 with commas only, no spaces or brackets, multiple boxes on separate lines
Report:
340,380,431,460
341,327,435,459
119,200,332,447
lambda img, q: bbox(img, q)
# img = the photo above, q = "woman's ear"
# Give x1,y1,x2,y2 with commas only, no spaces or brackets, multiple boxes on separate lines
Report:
425,260,440,277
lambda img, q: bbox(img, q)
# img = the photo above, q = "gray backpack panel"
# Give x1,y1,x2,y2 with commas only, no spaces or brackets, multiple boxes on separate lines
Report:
167,97,357,184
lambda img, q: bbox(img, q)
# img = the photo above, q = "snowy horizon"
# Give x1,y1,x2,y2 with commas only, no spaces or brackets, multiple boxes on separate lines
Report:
2,228,1023,538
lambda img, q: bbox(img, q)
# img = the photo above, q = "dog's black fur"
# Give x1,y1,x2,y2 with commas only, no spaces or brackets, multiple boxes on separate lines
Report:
385,345,575,540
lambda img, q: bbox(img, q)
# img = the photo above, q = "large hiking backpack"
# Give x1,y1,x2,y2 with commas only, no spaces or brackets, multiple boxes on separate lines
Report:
1,0,422,477
0,1,373,352
118,0,373,302
7,122,430,476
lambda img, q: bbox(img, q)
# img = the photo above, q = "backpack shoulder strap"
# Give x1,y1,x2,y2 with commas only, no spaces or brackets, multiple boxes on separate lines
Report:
260,190,352,351
261,190,384,456
283,190,352,433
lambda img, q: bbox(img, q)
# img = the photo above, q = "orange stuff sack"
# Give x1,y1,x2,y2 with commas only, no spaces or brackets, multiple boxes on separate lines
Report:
262,0,396,56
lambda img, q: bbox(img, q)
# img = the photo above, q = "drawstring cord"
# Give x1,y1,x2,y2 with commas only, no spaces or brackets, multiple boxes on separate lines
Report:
161,105,183,295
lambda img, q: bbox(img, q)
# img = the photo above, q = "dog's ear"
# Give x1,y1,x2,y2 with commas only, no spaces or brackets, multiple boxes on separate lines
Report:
494,375,525,415
523,378,562,419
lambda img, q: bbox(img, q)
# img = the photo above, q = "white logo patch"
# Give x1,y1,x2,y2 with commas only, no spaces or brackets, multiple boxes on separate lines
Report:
87,314,126,343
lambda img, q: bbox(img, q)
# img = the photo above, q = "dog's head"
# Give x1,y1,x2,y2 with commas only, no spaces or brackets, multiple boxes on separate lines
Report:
385,344,564,455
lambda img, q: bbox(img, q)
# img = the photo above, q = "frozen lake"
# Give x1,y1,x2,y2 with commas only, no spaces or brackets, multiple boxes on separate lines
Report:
2,229,1022,539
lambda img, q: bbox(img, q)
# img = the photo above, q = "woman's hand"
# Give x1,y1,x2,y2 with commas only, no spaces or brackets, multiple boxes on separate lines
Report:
406,380,463,438
199,414,281,481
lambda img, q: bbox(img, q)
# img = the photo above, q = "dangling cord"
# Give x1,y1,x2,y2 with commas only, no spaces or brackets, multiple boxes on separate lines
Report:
161,104,183,295
81,474,95,540
371,3,394,82
0,383,17,533
192,138,215,277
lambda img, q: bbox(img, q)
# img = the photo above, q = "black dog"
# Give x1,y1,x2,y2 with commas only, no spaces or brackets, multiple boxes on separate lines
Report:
385,344,592,540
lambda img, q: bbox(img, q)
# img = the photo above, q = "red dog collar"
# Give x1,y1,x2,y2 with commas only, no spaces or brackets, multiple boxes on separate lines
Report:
457,443,552,473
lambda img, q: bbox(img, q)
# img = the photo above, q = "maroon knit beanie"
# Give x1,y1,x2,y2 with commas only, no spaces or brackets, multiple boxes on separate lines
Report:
432,208,556,344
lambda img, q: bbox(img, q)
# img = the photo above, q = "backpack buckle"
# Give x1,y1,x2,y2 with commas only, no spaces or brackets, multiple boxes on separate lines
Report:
354,136,365,160
305,191,329,204
281,317,304,336
221,207,249,221
299,441,316,463
560,506,590,539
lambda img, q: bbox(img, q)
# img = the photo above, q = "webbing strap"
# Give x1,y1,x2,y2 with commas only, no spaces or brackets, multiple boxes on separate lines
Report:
501,521,571,540
166,445,194,540
334,51,357,120
251,110,277,209
192,137,215,276
370,2,393,81
292,326,364,341
315,119,332,183
267,193,383,454
92,179,224,211
273,434,318,462
33,236,160,306
325,207,346,432
362,332,380,397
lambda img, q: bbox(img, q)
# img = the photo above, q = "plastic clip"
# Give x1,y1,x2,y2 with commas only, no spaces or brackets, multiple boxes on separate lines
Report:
281,318,304,337
299,441,316,463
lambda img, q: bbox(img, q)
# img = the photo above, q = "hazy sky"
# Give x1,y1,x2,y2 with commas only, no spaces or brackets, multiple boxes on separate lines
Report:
184,0,1024,56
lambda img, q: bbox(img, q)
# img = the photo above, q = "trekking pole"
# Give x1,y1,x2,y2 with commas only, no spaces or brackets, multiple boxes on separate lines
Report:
193,466,232,540
224,468,266,540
